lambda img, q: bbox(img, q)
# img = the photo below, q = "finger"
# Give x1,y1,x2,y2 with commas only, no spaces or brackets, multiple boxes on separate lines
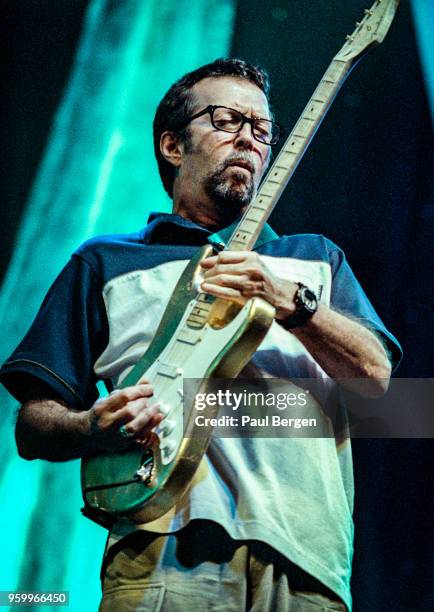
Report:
105,384,154,411
200,256,218,268
94,397,150,431
201,273,251,288
202,264,252,279
127,406,165,437
200,251,251,267
203,262,264,282
109,396,156,425
117,403,163,437
201,282,244,301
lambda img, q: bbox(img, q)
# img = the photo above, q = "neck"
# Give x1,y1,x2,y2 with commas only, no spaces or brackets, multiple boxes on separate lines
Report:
172,184,227,231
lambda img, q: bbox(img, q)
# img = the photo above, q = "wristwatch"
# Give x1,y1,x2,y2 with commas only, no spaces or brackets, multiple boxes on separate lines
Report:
282,283,318,329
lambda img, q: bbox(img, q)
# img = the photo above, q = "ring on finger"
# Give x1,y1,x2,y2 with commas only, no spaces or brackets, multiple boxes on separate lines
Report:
119,424,134,439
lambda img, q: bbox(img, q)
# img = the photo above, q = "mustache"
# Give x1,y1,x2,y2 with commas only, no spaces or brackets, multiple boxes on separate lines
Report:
220,154,256,175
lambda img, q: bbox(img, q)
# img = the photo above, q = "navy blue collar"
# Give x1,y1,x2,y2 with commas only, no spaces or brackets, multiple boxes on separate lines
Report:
142,212,279,250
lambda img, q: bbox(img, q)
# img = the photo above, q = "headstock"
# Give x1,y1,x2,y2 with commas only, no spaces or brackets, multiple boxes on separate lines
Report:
334,0,400,63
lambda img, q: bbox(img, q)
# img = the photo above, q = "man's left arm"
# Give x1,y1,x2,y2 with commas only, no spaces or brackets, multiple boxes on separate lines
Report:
200,251,391,398
290,305,391,397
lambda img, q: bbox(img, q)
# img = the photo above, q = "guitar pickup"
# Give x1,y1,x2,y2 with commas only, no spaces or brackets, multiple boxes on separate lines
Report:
157,362,183,379
177,329,202,345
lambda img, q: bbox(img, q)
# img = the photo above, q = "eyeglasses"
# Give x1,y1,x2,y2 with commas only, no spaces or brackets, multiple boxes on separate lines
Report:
179,105,284,146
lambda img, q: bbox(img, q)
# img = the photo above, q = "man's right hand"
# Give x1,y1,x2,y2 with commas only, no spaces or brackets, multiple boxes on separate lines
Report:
86,381,164,453
16,381,164,461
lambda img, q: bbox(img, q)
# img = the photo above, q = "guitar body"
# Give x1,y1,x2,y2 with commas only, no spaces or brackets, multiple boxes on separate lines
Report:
81,245,275,525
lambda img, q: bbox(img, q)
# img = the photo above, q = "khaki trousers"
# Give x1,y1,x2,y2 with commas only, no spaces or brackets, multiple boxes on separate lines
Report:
100,520,347,612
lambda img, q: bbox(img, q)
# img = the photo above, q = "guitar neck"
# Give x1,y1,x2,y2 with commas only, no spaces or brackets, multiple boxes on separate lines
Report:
187,0,399,319
225,57,352,252
225,0,400,252
184,60,353,329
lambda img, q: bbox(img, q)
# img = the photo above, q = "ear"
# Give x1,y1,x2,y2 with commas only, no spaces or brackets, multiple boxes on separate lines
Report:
160,131,184,168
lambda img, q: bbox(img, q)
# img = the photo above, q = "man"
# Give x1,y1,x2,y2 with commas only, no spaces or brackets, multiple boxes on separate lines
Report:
1,59,401,611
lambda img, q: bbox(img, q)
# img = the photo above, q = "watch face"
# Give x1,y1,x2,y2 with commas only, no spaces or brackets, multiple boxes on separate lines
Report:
301,287,318,312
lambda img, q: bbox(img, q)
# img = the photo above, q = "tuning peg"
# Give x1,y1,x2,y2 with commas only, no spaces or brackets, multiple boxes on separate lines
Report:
346,35,354,41
364,9,373,15
355,21,361,27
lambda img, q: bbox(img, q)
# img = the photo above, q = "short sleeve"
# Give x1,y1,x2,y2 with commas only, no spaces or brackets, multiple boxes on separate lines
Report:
0,255,109,407
327,239,403,371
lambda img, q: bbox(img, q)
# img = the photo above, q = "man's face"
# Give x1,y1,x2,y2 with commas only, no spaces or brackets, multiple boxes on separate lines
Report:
175,76,272,226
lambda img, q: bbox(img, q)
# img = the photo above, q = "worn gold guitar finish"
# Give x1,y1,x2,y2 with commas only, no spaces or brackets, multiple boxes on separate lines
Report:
81,0,399,527
81,245,275,526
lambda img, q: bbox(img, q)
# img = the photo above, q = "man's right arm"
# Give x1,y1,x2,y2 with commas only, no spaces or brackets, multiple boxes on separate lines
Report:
15,383,163,462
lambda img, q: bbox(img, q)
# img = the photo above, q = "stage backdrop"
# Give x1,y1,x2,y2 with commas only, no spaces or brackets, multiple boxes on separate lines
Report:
0,1,433,612
0,1,235,610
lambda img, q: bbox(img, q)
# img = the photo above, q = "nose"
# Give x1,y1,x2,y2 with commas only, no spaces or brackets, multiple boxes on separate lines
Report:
233,121,255,150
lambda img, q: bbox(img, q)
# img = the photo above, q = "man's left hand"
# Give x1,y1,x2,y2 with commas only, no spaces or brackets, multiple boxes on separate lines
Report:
200,251,298,319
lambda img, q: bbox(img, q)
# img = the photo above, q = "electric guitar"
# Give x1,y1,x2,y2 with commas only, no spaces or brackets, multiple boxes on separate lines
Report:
81,0,399,528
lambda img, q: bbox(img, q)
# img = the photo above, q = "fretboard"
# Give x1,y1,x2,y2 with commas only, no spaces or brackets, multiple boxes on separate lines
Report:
184,0,399,328
226,58,352,252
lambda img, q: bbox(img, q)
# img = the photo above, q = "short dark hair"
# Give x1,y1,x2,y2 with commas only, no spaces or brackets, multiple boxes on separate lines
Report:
153,58,271,197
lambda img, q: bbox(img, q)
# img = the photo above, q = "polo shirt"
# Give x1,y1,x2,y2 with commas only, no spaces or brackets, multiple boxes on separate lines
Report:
0,212,402,610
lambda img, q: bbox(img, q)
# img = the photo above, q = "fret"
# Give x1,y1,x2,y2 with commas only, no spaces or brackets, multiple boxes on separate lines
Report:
234,228,253,237
316,80,335,99
326,60,345,82
236,219,258,234
251,204,268,211
188,302,213,318
230,238,249,246
254,194,273,208
280,144,299,155
187,314,206,324
303,101,323,118
259,182,279,198
278,150,297,162
245,209,264,222
312,89,327,103
192,306,209,315
298,117,315,135
269,167,287,181
190,300,211,311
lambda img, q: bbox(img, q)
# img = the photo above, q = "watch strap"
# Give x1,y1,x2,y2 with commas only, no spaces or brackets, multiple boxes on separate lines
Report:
281,283,318,330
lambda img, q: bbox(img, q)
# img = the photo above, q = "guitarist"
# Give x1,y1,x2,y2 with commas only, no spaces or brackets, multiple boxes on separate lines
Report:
1,59,401,611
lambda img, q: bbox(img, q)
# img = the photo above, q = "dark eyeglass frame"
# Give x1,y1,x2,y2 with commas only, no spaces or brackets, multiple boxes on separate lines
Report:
178,104,285,146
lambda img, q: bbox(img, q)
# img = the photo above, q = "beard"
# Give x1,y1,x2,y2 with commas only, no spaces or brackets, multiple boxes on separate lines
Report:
204,156,256,225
